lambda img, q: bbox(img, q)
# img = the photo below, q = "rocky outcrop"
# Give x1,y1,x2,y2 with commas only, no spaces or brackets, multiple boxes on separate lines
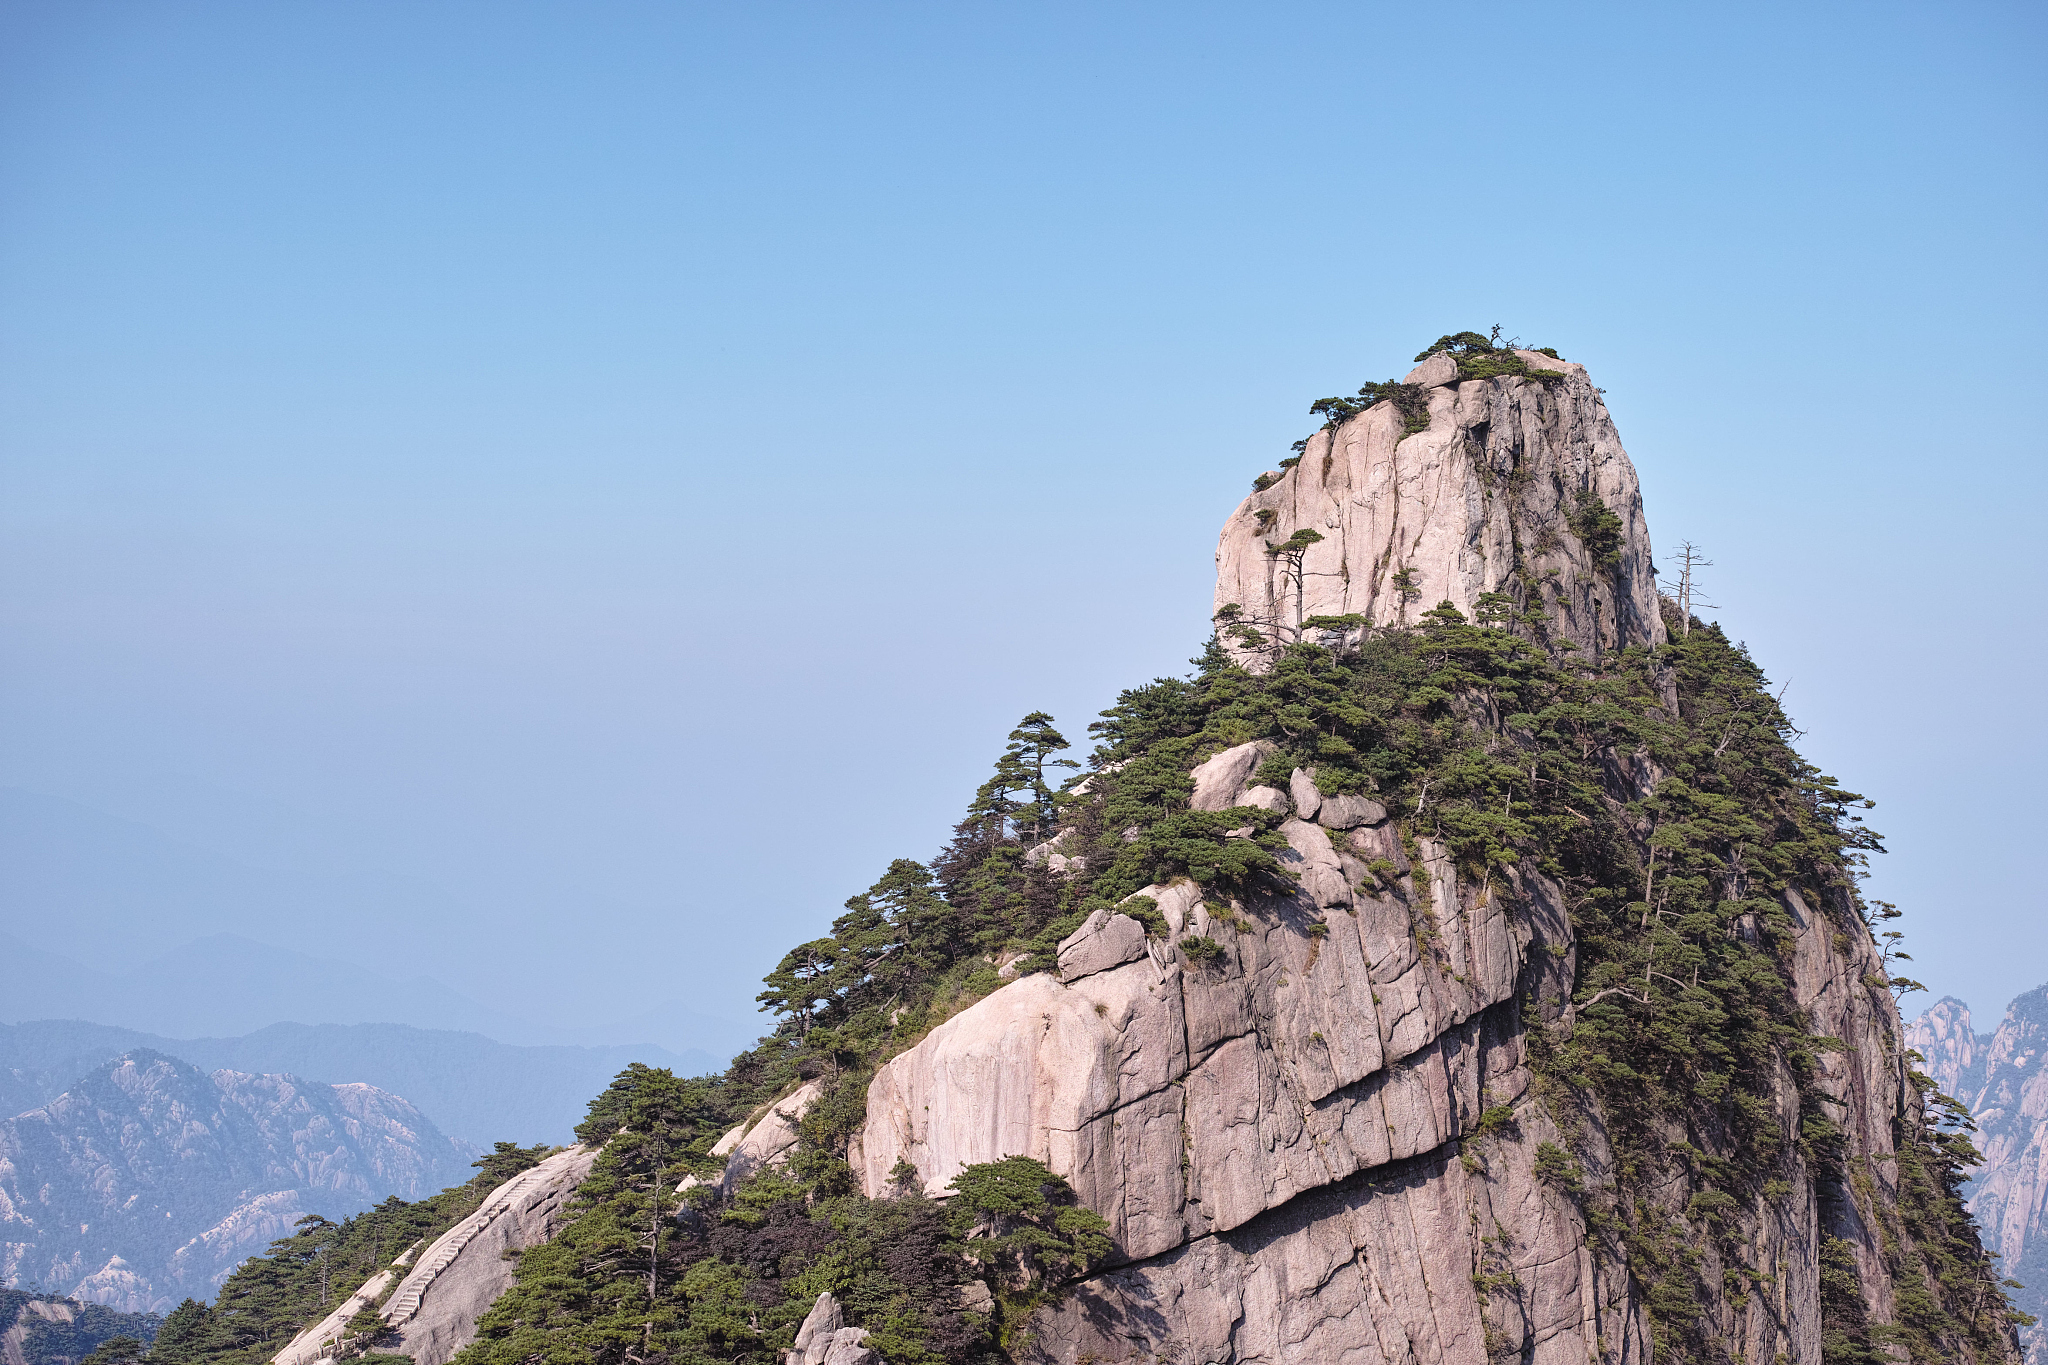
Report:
853,763,1947,1364
784,1293,875,1365
1215,353,1662,665
1911,989,2048,1365
300,345,2007,1365
0,1292,160,1365
677,1080,825,1202
0,1299,82,1365
1909,996,1981,1094
713,1080,825,1194
379,1144,598,1365
0,1052,472,1313
860,753,1660,1362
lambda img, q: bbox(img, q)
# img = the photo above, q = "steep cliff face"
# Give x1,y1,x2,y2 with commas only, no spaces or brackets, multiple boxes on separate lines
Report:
0,1052,471,1312
859,772,1625,1362
1910,990,2048,1365
1214,350,1663,665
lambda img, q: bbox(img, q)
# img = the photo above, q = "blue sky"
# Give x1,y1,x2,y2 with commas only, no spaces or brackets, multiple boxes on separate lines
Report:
1,0,2042,1051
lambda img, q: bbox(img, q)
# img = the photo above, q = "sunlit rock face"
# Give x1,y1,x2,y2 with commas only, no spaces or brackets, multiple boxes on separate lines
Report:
1214,351,1663,666
843,351,1993,1361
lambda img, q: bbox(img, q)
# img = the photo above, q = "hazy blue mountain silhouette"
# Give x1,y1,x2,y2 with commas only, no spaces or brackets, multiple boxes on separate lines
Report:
0,930,751,1058
0,788,757,1059
1,1051,471,1311
0,1018,719,1146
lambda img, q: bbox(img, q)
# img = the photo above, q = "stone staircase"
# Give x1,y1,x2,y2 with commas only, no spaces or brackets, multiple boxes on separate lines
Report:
381,1164,555,1327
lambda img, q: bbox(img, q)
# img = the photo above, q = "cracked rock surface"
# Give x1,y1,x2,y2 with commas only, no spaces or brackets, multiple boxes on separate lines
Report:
859,753,1648,1363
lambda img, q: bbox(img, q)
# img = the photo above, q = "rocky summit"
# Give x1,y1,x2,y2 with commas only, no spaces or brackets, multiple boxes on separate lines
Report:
138,334,2028,1365
1216,347,1662,666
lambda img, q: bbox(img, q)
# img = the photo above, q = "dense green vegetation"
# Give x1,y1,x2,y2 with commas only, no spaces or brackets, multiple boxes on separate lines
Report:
446,1064,1103,1365
1413,327,1571,383
0,1290,160,1365
426,705,1135,1364
142,1143,554,1365
525,590,2012,1365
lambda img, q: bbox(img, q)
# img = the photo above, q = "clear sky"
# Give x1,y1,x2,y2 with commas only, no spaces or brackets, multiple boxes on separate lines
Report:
2,1,2042,1053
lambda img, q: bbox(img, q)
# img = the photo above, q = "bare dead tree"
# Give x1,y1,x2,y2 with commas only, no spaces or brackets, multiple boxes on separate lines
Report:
1658,541,1717,636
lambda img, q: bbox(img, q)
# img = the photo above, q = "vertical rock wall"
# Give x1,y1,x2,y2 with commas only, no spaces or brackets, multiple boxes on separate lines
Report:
855,760,1946,1364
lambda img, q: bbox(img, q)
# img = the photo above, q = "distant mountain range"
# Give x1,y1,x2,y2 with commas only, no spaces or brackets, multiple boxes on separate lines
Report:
1909,985,2048,1365
0,1051,471,1313
0,929,754,1063
0,787,756,1060
0,1020,717,1147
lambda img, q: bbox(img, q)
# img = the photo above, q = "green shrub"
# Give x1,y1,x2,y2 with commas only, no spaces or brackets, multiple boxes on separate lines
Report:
1118,895,1167,938
1470,1104,1516,1140
1570,490,1624,567
1534,1143,1583,1195
1413,328,1569,384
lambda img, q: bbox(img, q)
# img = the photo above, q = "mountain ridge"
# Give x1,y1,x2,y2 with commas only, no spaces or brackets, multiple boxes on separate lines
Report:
0,1051,472,1313
79,334,2028,1365
0,930,750,1061
0,1019,718,1147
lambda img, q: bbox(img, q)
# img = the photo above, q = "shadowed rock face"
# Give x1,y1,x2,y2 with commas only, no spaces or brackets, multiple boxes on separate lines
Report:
1214,353,1663,666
